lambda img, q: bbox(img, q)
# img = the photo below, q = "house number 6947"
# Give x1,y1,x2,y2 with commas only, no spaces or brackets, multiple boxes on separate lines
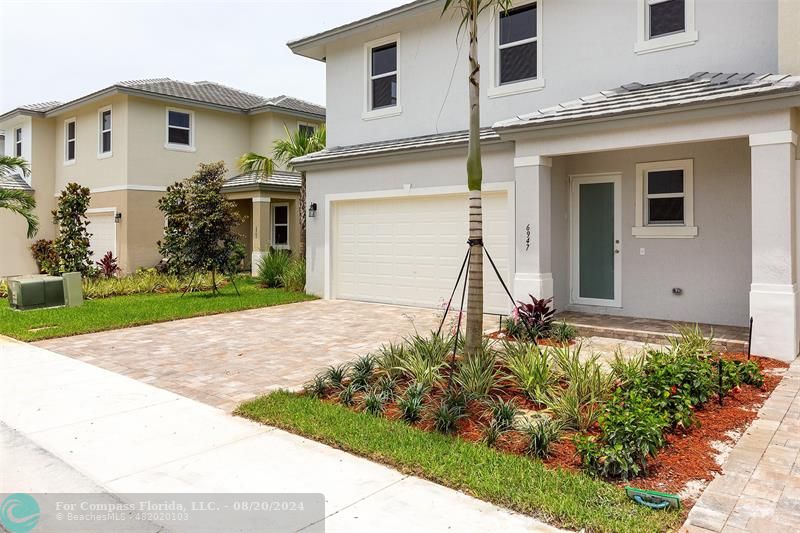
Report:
525,224,531,251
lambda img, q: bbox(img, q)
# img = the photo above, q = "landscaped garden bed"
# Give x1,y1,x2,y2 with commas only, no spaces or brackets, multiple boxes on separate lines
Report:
238,300,787,532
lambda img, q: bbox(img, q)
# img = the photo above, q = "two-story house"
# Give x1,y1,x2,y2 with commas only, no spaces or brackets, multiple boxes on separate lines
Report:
288,0,800,361
0,79,325,277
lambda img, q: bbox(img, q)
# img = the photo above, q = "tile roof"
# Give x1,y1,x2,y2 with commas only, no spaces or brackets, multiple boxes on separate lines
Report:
494,72,800,130
1,80,324,121
223,169,302,190
0,173,33,191
291,128,502,166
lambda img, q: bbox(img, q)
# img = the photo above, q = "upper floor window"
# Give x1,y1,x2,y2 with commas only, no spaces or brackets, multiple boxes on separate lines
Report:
363,34,401,120
98,106,112,157
633,159,697,238
65,119,76,163
298,123,316,137
165,108,195,151
14,127,22,157
636,0,697,54
489,1,544,98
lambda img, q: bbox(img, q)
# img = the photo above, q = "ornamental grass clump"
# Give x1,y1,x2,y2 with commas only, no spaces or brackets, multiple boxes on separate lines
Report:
350,354,378,390
324,363,349,389
432,399,466,434
397,382,427,423
256,250,292,288
523,416,564,458
338,383,357,407
454,349,503,400
481,419,507,448
500,341,556,404
304,373,328,399
363,389,386,416
487,396,518,431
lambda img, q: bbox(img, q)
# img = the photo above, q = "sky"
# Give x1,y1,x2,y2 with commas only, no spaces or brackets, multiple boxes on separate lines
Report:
0,0,409,112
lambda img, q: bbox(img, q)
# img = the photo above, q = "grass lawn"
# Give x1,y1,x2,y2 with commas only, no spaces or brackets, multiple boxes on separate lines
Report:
0,277,315,342
237,391,681,533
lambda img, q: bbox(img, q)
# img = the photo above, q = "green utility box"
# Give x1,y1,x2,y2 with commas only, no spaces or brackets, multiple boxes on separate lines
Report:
7,273,82,311
61,272,83,308
8,275,65,310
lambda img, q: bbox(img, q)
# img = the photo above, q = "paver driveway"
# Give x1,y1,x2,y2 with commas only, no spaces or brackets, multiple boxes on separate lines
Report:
36,299,442,411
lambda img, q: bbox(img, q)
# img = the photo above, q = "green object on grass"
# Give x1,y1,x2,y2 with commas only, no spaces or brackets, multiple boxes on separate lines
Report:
625,486,681,510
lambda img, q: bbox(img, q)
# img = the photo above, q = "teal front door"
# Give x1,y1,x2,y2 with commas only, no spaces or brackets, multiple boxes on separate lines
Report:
571,174,621,307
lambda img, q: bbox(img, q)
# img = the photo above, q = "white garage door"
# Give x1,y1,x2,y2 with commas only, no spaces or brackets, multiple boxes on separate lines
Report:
86,212,117,261
332,191,512,314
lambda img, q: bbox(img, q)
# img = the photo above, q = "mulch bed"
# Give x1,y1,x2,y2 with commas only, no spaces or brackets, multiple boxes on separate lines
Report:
320,352,788,507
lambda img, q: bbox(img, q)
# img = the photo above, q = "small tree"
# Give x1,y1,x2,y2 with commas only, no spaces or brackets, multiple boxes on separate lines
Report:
157,181,191,275
53,182,93,275
159,162,243,293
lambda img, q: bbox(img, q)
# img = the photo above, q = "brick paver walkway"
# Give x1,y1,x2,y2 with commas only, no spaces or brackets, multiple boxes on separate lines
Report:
684,357,800,532
35,300,443,412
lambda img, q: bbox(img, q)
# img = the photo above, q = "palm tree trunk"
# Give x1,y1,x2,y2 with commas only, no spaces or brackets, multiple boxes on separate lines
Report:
299,170,307,259
464,0,484,357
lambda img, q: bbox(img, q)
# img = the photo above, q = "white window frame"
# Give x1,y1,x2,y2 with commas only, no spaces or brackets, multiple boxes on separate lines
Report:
488,0,545,98
362,34,402,120
97,105,112,158
64,118,76,165
635,0,697,54
298,122,316,136
14,127,22,157
633,159,697,238
271,203,290,249
164,107,196,152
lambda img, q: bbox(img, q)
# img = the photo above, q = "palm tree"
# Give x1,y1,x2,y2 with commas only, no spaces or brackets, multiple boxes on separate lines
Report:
443,0,512,356
239,125,326,258
0,155,38,238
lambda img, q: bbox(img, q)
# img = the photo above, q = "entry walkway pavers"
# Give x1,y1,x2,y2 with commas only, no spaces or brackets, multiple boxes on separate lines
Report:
683,357,800,532
0,336,563,532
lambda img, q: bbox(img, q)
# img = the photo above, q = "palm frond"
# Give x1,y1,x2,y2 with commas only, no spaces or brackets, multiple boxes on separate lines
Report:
0,188,39,238
273,124,327,169
0,156,31,177
238,152,274,177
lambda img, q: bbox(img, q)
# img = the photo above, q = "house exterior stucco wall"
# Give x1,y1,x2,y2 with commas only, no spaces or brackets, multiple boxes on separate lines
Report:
323,0,779,146
125,97,251,187
249,112,323,170
52,94,128,192
303,143,515,296
550,138,752,327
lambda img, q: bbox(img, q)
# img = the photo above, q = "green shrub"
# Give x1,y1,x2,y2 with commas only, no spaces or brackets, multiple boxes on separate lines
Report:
376,374,399,400
281,257,306,292
30,239,60,275
577,390,668,480
545,385,603,432
481,419,507,447
338,383,357,406
609,349,646,386
431,400,466,434
256,250,291,288
454,350,502,399
363,389,386,416
0,279,7,299
81,270,214,299
304,373,328,399
405,332,455,366
523,416,564,458
487,396,518,430
550,321,578,344
500,341,556,404
324,363,349,389
669,323,714,357
738,359,765,388
350,354,377,390
397,382,427,422
376,342,405,378
552,345,613,405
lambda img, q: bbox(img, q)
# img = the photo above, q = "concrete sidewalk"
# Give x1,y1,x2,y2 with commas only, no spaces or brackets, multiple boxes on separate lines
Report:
0,336,561,532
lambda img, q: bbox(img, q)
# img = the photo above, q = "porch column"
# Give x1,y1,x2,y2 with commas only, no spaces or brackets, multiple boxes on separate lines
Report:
251,196,271,276
512,155,553,302
749,130,799,361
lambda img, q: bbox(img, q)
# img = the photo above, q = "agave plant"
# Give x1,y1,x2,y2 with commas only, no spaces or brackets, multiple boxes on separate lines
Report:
500,341,557,404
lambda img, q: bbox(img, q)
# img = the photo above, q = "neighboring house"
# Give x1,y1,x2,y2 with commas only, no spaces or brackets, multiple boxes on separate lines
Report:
288,0,800,361
0,79,324,277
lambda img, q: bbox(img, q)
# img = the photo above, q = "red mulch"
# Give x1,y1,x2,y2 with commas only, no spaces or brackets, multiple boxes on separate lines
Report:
320,352,788,505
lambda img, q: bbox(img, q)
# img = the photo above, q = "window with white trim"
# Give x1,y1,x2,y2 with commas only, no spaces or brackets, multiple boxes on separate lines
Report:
98,107,112,155
65,119,76,163
633,159,697,238
636,0,697,54
272,204,289,248
498,3,538,85
14,127,22,157
166,108,193,149
369,41,397,111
